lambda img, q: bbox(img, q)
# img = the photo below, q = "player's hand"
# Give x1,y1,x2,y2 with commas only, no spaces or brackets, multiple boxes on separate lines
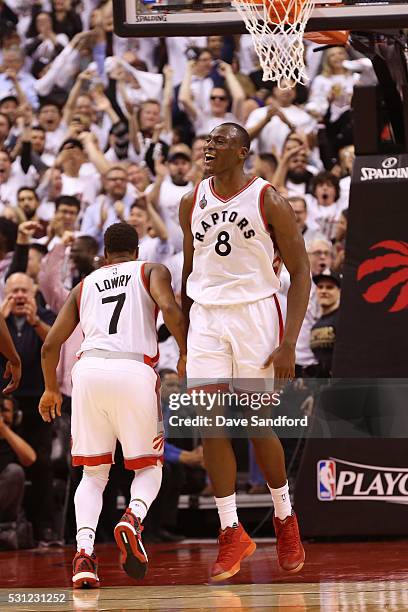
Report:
38,389,62,422
3,359,21,394
262,341,295,389
177,354,187,379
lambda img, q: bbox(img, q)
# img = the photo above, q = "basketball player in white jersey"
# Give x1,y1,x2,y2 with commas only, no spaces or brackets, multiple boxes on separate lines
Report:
180,123,311,581
38,223,187,588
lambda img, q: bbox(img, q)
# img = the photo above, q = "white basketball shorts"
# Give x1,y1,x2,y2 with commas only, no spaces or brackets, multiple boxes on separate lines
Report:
71,357,163,470
187,294,283,386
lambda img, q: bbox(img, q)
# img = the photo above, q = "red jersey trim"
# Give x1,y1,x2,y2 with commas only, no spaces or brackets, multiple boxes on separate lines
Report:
76,280,84,319
189,181,201,225
209,176,257,203
259,183,274,233
72,452,113,467
124,455,164,470
144,349,160,369
273,293,284,344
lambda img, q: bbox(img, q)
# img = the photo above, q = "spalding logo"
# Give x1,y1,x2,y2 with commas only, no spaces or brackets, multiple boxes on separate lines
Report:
357,240,408,312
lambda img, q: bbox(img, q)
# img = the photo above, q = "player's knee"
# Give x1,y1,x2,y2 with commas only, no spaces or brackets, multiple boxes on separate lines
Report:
134,464,162,486
83,464,111,490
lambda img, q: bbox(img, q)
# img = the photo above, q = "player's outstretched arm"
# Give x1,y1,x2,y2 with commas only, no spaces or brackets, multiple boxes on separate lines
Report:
39,285,81,422
179,190,195,328
148,264,188,377
263,188,311,380
0,313,21,393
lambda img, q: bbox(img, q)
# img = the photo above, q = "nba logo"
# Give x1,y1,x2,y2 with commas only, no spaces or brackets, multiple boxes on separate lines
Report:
199,195,207,209
317,460,336,501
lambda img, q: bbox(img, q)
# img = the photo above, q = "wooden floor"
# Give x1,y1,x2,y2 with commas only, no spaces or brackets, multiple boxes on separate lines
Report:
0,540,408,610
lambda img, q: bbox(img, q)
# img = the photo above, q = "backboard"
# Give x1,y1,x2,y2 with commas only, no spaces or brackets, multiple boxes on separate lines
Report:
113,0,408,37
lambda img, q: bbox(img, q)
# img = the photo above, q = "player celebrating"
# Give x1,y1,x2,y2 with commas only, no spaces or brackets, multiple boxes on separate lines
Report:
180,123,311,580
38,222,187,588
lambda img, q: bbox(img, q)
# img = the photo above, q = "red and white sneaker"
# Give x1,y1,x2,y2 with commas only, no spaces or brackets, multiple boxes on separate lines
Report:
210,523,256,582
72,549,100,589
273,512,305,573
114,508,148,580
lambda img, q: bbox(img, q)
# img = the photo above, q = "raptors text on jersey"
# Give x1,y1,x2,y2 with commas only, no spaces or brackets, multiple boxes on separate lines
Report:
77,260,159,366
187,176,281,306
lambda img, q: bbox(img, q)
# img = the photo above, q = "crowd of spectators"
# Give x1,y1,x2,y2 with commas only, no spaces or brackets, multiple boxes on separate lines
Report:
0,0,368,547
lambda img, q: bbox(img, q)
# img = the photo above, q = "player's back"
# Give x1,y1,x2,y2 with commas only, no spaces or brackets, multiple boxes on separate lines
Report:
78,261,158,365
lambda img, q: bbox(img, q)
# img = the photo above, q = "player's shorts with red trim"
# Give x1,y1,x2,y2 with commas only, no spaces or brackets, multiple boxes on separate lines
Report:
187,295,283,391
71,357,163,470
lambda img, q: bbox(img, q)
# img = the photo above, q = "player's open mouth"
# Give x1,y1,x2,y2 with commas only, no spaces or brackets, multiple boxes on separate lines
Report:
204,154,216,162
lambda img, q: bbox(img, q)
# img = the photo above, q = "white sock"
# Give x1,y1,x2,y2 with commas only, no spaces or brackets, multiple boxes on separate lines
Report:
129,465,162,521
214,493,239,530
74,464,110,555
268,480,292,520
76,527,95,556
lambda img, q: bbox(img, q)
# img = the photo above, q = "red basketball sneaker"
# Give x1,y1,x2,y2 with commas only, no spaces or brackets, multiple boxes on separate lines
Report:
72,549,100,589
114,508,148,580
273,512,305,573
210,523,256,582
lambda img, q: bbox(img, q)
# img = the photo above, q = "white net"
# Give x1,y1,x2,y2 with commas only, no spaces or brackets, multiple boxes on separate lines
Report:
231,0,315,88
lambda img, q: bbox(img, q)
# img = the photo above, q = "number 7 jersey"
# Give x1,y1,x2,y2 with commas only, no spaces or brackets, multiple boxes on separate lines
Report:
187,176,281,306
77,261,159,367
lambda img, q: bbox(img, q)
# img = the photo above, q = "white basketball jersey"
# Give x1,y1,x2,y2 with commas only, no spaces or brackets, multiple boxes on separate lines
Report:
187,176,281,306
78,261,159,366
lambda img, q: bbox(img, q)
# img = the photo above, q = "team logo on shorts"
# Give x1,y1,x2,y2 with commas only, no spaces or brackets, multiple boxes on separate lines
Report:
199,195,207,209
317,459,336,501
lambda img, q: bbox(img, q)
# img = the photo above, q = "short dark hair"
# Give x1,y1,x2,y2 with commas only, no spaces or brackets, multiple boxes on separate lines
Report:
258,152,278,169
31,125,45,133
39,99,61,112
159,368,178,379
58,138,83,153
221,122,250,151
29,243,48,256
55,195,80,211
17,187,38,201
0,218,18,252
76,235,99,256
104,223,139,254
312,171,340,201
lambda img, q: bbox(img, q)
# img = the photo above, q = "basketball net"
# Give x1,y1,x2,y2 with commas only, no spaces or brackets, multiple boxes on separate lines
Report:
231,0,315,88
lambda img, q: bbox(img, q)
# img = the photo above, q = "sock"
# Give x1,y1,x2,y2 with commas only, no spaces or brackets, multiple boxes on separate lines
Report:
76,527,95,556
129,499,149,522
268,480,292,520
214,493,238,530
129,465,162,521
74,464,110,555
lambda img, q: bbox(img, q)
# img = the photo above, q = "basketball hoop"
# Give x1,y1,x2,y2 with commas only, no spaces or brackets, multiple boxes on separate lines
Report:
232,0,348,88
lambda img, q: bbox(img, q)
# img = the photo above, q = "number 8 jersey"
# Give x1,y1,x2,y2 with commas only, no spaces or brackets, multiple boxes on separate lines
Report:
187,176,281,306
77,261,159,367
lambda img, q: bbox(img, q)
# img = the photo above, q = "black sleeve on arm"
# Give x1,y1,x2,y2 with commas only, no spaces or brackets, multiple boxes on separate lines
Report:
5,244,29,280
21,141,32,174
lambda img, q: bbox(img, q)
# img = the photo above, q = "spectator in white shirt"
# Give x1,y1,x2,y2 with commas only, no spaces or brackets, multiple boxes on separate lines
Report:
246,79,317,155
179,60,245,136
288,196,322,244
38,101,66,159
80,165,137,251
149,149,194,253
306,47,359,122
0,48,39,109
127,197,170,263
308,172,347,241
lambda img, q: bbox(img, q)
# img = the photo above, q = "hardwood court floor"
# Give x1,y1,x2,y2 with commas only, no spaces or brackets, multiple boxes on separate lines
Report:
0,540,408,610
